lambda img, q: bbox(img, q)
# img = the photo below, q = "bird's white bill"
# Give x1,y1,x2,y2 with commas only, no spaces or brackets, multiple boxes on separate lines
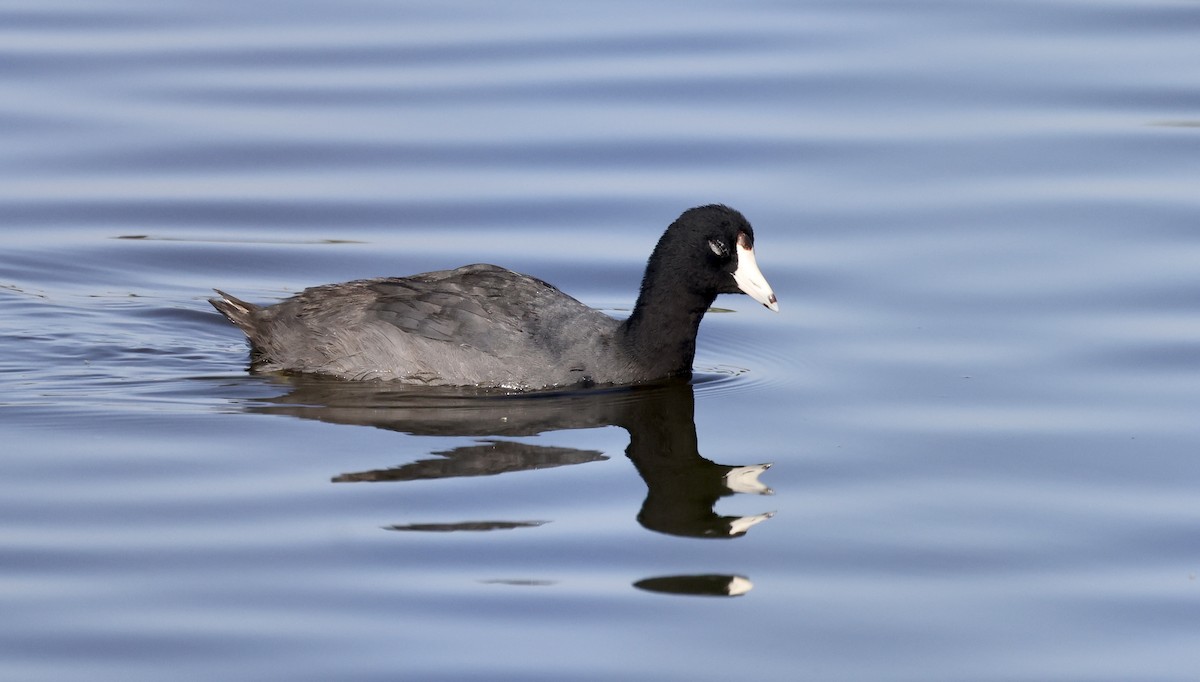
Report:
733,238,780,312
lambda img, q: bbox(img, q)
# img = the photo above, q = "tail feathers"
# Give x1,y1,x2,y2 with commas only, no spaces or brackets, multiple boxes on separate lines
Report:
209,289,260,332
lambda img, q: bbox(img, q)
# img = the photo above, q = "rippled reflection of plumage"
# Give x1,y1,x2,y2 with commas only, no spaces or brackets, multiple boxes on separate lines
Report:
246,377,774,539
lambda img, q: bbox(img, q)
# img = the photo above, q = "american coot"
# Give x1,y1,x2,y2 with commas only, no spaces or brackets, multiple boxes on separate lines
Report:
210,204,778,389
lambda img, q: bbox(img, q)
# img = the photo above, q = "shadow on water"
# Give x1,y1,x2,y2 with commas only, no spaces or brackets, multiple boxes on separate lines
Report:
243,377,775,597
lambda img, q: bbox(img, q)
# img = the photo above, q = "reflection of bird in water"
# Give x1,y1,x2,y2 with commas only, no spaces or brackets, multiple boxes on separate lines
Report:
334,439,607,483
247,377,775,539
634,574,754,598
619,382,774,538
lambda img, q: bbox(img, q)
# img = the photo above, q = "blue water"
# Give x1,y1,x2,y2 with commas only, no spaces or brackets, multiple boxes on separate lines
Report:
2,1,1199,680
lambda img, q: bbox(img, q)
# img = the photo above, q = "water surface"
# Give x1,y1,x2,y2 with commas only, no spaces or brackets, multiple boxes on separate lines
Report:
2,1,1199,680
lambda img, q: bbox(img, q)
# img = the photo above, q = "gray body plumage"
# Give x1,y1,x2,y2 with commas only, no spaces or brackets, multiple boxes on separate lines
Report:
213,264,632,389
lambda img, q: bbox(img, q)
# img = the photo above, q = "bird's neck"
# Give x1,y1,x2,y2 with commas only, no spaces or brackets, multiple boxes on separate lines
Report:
619,278,716,378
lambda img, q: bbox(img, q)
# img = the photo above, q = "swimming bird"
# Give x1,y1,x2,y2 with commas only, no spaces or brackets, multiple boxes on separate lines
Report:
210,204,778,389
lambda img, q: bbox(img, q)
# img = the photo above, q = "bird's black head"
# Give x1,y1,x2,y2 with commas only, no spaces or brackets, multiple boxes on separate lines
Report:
647,204,779,311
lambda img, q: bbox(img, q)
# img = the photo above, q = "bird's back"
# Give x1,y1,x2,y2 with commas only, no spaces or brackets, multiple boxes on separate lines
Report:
211,264,623,388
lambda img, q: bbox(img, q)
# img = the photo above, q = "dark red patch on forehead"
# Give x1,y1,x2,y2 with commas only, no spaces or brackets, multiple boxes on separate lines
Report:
737,230,753,249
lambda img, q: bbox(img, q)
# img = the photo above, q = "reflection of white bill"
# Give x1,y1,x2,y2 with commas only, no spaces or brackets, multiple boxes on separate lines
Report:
724,462,775,495
728,511,777,537
726,575,754,597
